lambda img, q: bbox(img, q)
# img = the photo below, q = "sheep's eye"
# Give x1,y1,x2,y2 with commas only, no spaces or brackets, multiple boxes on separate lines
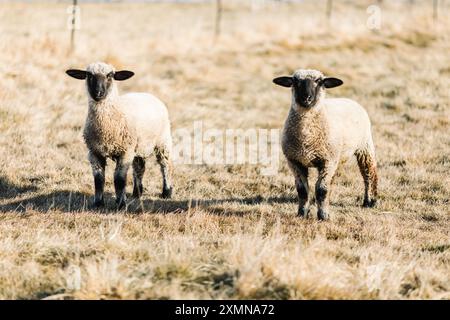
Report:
107,72,114,78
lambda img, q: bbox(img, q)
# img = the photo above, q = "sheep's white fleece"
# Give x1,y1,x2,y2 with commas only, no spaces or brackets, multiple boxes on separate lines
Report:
116,93,172,157
321,98,375,161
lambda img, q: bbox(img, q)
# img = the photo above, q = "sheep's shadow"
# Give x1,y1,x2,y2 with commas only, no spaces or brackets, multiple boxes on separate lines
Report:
139,194,296,216
0,176,38,200
0,190,92,213
0,188,296,216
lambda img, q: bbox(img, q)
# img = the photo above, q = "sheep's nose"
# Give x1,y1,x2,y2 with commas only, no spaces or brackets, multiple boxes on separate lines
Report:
306,95,313,103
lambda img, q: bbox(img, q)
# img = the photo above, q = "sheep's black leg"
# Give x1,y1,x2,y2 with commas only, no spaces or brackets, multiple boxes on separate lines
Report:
287,159,309,217
114,157,131,210
155,146,173,199
132,156,146,198
89,152,106,209
369,162,378,207
355,150,378,208
315,162,337,221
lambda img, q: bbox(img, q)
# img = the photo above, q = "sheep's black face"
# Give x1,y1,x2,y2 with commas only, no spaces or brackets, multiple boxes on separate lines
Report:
66,66,135,102
87,72,114,102
273,73,344,109
293,78,322,108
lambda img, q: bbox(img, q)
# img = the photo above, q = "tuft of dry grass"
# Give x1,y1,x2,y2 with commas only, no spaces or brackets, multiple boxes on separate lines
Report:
0,1,449,299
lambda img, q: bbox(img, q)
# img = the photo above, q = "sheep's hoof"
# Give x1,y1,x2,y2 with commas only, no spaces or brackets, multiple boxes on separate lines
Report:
116,198,127,210
298,207,309,218
132,188,143,199
132,191,140,199
93,199,105,209
363,199,377,208
317,209,329,221
161,187,173,199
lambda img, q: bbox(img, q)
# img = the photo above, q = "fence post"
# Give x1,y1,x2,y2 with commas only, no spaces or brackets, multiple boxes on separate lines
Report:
70,0,78,52
215,0,223,39
326,0,333,21
433,0,438,21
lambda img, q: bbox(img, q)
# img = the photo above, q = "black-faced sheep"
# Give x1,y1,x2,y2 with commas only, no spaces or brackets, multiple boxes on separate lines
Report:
66,62,173,209
273,69,378,220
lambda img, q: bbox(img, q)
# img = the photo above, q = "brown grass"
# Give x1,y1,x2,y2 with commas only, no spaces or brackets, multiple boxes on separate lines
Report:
0,1,449,299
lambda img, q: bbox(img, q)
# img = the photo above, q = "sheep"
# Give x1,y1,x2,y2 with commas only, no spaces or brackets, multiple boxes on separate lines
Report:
273,69,377,220
66,62,173,209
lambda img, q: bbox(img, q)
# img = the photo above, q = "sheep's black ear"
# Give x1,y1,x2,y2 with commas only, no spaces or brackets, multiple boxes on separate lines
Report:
114,70,134,81
322,77,343,89
273,76,293,88
66,69,87,80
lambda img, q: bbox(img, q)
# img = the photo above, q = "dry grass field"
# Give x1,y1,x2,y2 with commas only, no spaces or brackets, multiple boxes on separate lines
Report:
0,1,449,299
